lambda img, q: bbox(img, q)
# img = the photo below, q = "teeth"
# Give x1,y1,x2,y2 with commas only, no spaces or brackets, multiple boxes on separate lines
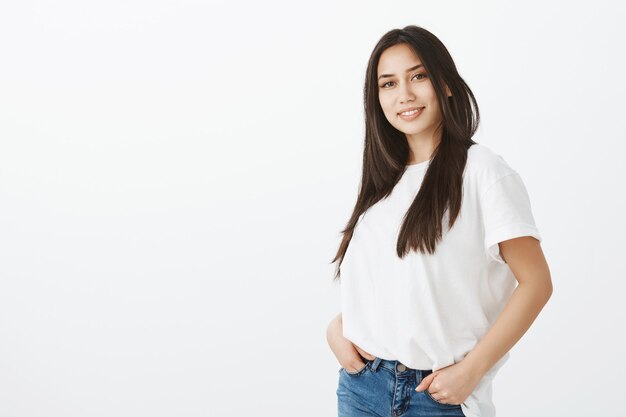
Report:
400,107,423,116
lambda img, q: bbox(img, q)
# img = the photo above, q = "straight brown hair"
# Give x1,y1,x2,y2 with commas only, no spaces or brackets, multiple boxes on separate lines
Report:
331,25,480,281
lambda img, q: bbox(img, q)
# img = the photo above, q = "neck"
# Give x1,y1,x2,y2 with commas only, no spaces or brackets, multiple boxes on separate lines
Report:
405,130,442,164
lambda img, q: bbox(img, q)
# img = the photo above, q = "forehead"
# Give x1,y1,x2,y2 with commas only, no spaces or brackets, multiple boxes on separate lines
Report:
377,44,422,74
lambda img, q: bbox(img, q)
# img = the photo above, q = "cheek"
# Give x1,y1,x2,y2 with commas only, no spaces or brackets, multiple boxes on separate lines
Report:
428,99,442,117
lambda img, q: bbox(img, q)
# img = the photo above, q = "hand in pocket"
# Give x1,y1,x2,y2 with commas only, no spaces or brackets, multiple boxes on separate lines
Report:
326,314,376,373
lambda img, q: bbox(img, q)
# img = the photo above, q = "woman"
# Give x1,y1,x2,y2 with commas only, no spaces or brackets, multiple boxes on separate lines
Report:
326,25,552,417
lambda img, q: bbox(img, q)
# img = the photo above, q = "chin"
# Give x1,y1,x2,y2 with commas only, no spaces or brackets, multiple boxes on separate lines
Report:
398,127,425,135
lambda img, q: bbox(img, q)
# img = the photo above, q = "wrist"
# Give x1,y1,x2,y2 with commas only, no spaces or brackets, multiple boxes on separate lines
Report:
460,352,489,379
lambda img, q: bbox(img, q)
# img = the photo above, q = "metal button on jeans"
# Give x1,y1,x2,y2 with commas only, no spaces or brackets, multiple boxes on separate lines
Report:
397,363,406,372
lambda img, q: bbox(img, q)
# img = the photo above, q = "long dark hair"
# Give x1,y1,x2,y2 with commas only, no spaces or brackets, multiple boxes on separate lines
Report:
331,25,480,281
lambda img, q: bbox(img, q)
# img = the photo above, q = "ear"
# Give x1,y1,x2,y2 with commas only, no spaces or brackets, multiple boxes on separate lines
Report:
445,85,452,97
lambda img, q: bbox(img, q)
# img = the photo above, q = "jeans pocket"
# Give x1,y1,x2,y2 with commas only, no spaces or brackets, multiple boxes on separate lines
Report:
342,360,370,376
424,389,462,408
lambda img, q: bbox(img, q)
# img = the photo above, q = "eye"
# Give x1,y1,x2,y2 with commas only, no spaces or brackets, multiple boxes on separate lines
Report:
380,73,427,89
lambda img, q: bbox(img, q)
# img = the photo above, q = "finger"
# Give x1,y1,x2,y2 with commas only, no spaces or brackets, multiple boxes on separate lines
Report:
415,372,436,391
431,392,446,403
358,350,376,360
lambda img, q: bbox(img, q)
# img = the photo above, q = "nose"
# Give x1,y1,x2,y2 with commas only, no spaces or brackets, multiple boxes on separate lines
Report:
399,83,415,104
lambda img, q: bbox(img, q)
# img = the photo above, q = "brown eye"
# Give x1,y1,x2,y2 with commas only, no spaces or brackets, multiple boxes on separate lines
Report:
380,73,427,89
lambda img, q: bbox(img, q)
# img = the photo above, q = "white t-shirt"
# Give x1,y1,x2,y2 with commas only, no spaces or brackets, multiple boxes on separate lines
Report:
340,143,542,417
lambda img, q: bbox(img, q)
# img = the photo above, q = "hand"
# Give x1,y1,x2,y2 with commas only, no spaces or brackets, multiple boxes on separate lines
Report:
414,360,481,405
326,314,376,373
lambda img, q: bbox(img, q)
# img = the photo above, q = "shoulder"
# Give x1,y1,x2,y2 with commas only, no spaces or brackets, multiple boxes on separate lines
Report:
466,142,519,189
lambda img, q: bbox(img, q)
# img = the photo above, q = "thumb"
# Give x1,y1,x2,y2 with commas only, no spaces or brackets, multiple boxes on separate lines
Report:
415,371,436,392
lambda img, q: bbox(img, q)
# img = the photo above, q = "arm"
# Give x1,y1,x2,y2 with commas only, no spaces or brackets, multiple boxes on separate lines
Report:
415,236,553,403
326,313,376,372
461,235,553,377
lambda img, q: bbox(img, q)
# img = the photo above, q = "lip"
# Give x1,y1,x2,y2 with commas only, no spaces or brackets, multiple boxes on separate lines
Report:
398,106,424,120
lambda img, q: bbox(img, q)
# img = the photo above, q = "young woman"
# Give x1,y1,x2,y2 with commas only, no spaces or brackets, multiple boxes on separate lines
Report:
326,26,552,417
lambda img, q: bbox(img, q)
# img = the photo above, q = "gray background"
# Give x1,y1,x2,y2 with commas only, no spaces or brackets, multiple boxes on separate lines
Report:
1,0,624,416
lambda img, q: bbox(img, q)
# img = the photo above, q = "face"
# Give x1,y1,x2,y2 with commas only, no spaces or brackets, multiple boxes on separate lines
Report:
377,43,450,142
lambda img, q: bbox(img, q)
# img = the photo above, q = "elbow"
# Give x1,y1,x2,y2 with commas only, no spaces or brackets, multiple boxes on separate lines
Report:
533,268,553,302
547,282,554,300
546,272,554,299
541,277,553,303
519,275,553,303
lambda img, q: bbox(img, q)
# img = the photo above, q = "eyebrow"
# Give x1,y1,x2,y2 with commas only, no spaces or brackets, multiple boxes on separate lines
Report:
378,64,423,81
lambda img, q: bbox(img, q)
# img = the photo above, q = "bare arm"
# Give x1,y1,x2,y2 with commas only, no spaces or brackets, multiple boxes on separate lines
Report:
461,236,553,377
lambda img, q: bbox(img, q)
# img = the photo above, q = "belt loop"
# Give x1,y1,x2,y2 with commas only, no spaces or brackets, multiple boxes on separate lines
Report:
370,357,382,372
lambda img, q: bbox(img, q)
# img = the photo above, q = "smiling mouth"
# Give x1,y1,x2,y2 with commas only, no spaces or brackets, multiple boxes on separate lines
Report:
398,107,424,115
398,107,425,120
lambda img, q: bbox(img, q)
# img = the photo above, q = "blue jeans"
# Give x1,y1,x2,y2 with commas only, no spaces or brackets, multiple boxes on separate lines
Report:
337,356,466,417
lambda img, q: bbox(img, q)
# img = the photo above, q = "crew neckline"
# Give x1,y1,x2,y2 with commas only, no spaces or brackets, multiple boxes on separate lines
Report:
405,158,431,171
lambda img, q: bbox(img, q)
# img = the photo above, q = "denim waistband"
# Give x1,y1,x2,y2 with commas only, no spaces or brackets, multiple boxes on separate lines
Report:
367,356,434,379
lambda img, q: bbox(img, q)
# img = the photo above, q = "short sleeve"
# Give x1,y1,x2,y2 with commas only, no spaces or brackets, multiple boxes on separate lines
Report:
480,172,542,264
